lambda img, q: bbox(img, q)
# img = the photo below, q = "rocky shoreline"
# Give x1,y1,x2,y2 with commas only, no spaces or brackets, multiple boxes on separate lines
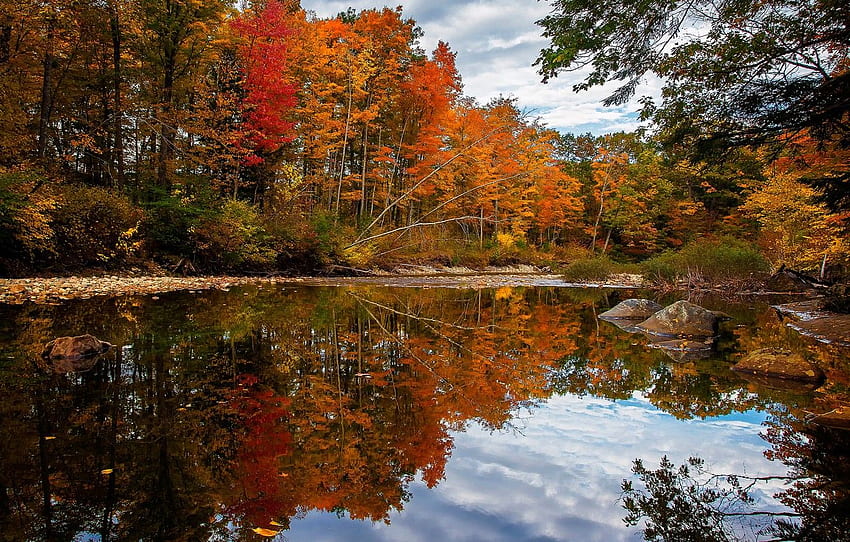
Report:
0,267,647,305
0,275,275,305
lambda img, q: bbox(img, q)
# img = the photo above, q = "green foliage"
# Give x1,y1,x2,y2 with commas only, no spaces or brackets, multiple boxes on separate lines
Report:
562,255,632,281
641,237,769,283
310,211,349,261
51,184,143,266
536,0,850,212
141,192,210,258
191,200,276,272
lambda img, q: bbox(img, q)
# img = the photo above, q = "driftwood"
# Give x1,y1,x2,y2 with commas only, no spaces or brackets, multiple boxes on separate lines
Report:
768,265,832,290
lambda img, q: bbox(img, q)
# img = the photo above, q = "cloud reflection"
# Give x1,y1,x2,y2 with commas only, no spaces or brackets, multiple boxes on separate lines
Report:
284,394,786,541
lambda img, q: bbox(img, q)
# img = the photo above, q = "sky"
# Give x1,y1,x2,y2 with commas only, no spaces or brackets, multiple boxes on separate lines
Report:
299,0,661,135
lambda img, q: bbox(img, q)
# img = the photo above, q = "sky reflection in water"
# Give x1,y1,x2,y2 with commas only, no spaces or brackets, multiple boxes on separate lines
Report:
285,393,786,542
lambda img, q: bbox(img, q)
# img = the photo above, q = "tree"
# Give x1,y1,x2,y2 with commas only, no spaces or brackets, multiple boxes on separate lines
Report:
135,0,231,189
742,136,850,274
536,0,850,210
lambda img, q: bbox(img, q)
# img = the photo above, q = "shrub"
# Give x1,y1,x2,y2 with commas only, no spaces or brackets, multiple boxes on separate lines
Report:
562,254,622,281
141,192,209,258
0,170,57,265
51,184,143,266
641,236,769,283
191,199,276,272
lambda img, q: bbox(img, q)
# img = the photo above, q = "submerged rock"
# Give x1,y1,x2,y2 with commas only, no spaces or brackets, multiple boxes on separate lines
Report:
42,334,112,360
599,299,664,321
41,335,113,373
647,338,714,362
636,300,719,338
810,407,850,430
773,300,850,346
732,348,824,384
734,372,821,393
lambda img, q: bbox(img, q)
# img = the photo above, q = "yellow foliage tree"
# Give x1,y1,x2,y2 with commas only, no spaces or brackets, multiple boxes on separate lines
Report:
743,145,849,274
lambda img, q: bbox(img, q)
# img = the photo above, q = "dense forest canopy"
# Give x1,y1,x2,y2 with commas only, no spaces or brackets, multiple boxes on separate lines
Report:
0,0,847,279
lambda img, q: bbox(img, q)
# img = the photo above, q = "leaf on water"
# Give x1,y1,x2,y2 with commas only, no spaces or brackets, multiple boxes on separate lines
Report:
251,527,280,536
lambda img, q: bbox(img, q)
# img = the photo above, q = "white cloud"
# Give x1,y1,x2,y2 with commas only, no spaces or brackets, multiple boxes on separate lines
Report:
299,0,658,134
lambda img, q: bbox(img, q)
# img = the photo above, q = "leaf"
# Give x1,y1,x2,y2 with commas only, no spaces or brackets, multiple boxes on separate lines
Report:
44,436,56,440
251,527,280,537
269,521,284,526
100,468,114,475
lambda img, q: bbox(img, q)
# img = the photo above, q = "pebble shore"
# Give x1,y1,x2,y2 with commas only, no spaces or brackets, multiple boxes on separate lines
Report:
0,275,284,305
0,268,646,305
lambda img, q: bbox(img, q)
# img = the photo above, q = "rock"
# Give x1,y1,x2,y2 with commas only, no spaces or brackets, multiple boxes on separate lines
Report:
599,299,663,320
773,299,850,346
636,300,720,338
42,334,113,360
763,265,830,292
647,338,714,362
823,283,850,313
787,315,850,347
732,348,824,383
810,407,850,430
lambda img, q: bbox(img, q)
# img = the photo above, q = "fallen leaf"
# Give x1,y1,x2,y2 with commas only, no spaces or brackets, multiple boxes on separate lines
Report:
100,468,114,475
251,527,280,537
269,521,283,527
44,436,56,440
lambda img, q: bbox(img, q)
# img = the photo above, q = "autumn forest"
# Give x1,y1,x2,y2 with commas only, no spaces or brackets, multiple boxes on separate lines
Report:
0,0,848,280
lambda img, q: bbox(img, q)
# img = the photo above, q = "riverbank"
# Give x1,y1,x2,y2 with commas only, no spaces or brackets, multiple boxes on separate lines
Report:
0,267,648,305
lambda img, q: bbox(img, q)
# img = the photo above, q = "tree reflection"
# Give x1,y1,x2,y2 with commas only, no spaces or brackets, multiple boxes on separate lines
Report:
622,410,850,542
0,286,846,540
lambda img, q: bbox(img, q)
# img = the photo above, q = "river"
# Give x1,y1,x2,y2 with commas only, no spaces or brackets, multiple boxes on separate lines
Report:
0,282,847,541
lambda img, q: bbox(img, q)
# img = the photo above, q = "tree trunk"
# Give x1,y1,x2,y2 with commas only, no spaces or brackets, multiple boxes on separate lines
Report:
334,66,354,220
37,17,56,160
109,1,124,188
0,23,11,64
157,57,175,189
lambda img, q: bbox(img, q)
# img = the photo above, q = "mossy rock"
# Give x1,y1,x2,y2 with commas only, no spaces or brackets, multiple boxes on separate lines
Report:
733,348,824,383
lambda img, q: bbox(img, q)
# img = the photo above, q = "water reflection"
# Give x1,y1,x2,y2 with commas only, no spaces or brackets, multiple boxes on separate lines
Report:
0,285,846,541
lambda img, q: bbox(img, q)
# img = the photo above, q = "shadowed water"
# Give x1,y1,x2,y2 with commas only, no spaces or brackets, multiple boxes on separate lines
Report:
0,284,847,541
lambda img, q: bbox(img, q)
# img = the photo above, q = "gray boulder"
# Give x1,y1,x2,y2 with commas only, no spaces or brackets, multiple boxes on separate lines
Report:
636,300,719,338
599,299,664,320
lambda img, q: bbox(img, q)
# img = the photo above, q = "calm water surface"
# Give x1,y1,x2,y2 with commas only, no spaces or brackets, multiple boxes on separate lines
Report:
0,284,848,541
